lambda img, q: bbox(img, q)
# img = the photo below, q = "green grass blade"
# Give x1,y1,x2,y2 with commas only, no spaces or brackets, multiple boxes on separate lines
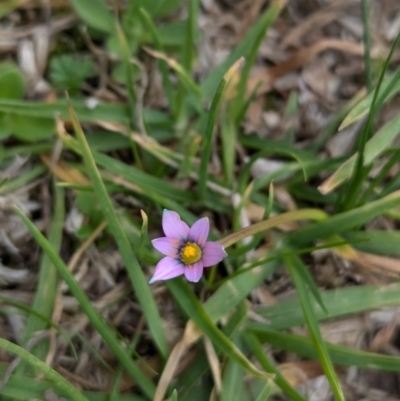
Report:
220,346,245,401
310,96,361,152
144,46,202,105
58,130,197,205
345,230,400,256
288,190,400,245
284,254,345,401
361,0,372,92
251,282,400,331
221,109,236,187
361,148,400,202
21,182,64,362
339,65,400,130
14,207,156,399
175,0,199,123
255,381,273,401
0,164,45,195
166,279,273,380
319,114,400,194
198,57,244,199
115,21,137,129
69,0,114,34
244,333,308,401
0,366,145,400
180,0,197,73
251,327,400,372
204,260,279,323
0,337,89,401
233,0,284,123
340,33,400,209
0,295,77,359
139,7,176,116
200,0,285,100
68,103,168,359
288,248,328,314
114,20,145,168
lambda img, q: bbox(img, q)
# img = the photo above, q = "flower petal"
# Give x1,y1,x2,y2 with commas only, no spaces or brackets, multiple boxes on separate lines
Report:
202,242,227,267
188,217,209,247
162,209,190,240
149,257,185,283
184,260,204,282
152,237,181,258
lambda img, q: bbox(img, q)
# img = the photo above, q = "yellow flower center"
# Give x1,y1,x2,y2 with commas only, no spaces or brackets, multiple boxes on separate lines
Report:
180,242,202,265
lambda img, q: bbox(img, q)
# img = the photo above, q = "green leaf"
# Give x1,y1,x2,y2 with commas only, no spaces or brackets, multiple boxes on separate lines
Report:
157,21,194,47
0,62,25,99
50,54,95,95
10,114,55,141
0,1,19,19
0,111,11,138
68,0,114,33
129,0,162,15
171,389,179,401
156,0,185,17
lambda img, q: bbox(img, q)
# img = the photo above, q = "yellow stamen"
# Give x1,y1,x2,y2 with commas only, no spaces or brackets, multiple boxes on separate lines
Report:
180,242,202,265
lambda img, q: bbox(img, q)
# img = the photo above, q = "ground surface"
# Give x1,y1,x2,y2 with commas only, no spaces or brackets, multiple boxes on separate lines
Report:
1,1,400,401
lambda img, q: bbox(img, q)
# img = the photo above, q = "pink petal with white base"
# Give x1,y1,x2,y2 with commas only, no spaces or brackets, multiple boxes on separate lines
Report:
149,257,185,283
152,237,180,258
162,210,190,240
188,217,209,247
202,242,227,267
184,261,204,282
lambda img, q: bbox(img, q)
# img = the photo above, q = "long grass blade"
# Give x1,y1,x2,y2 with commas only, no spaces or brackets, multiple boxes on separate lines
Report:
198,58,244,199
251,327,400,372
20,182,64,364
68,103,169,359
0,337,89,401
244,333,308,401
284,254,345,401
288,190,400,245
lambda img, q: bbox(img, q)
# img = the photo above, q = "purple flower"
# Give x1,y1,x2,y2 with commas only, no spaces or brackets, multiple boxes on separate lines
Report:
149,210,227,283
